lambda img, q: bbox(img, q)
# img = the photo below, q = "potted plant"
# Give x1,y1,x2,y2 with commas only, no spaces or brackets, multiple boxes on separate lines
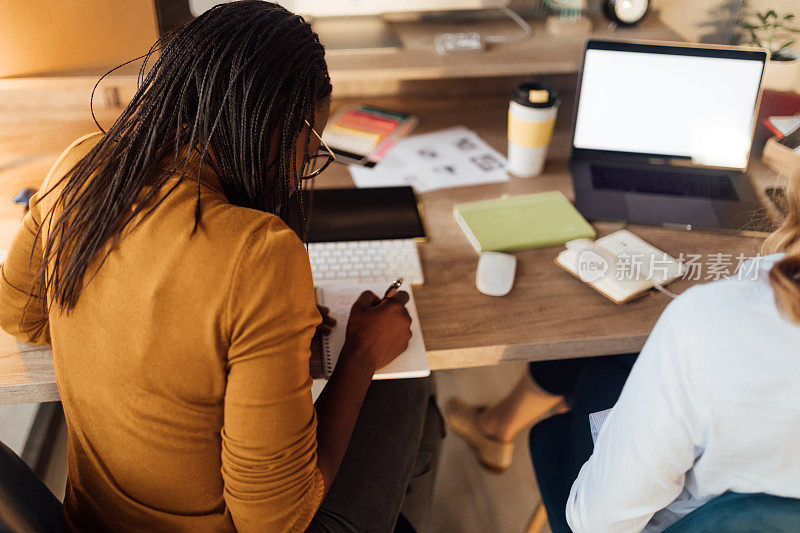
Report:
741,10,800,92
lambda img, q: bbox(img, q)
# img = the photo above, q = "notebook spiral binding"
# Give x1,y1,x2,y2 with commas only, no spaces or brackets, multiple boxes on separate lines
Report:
322,337,335,378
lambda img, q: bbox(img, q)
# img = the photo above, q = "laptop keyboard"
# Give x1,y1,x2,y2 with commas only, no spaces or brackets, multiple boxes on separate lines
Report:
591,165,739,201
308,239,425,285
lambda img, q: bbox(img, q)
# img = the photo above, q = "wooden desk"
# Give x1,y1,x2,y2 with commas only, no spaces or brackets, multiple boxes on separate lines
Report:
0,94,781,405
317,96,778,368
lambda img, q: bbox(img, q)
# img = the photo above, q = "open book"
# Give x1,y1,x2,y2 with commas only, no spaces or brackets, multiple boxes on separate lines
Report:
315,282,430,380
556,230,684,304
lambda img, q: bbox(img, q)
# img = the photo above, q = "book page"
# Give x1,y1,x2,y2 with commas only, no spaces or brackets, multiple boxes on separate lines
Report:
589,407,613,444
348,127,508,193
317,282,429,380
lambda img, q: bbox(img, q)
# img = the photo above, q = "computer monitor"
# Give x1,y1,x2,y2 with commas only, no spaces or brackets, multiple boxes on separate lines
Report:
188,0,506,18
572,41,766,169
277,0,506,17
186,0,507,52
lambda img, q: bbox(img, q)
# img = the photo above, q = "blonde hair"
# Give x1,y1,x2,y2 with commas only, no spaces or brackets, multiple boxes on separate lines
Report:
762,172,800,324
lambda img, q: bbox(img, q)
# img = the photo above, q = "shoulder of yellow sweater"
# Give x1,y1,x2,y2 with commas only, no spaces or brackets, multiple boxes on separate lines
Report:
208,204,306,263
41,132,104,193
248,211,303,251
222,213,311,293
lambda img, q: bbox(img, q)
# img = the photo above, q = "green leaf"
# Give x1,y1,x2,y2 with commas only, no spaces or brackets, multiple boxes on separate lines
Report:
741,22,760,30
777,39,795,51
772,44,796,60
765,10,777,19
784,14,795,21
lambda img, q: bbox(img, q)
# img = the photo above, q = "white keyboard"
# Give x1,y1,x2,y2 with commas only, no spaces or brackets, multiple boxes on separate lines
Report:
308,239,424,285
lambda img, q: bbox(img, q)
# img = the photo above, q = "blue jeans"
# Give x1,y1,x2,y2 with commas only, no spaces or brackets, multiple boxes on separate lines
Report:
528,354,638,533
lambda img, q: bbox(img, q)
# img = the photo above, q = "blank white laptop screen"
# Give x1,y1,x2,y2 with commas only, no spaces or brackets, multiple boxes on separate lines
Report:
573,48,764,169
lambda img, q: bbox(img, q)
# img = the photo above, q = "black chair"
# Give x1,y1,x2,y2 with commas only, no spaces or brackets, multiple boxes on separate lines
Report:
0,439,64,532
529,413,800,533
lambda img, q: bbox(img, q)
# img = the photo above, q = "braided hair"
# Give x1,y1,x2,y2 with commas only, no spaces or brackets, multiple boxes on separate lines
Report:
35,1,331,311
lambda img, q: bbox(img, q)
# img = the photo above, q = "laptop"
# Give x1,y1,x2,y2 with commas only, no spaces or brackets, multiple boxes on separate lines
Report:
571,40,769,232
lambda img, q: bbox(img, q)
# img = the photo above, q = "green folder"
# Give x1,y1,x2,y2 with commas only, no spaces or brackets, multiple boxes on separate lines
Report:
453,191,596,253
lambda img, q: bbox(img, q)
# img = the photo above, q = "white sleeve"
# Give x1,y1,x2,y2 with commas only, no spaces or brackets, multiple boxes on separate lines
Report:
566,298,704,533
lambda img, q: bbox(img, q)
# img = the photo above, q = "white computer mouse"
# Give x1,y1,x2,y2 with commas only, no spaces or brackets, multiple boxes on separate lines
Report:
476,252,517,297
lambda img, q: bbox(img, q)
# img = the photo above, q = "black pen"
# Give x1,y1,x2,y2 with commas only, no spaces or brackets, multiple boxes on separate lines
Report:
383,278,404,299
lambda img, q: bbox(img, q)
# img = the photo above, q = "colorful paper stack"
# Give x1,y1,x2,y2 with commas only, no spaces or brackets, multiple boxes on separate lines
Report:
322,105,418,167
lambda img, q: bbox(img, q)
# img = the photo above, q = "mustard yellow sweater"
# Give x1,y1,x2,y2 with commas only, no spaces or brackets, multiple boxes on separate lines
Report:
0,133,324,531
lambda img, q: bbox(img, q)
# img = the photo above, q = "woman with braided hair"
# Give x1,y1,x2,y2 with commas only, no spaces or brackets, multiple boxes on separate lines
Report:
0,2,441,531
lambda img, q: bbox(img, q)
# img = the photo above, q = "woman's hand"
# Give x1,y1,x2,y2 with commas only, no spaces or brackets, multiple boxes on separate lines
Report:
316,305,337,336
341,290,412,372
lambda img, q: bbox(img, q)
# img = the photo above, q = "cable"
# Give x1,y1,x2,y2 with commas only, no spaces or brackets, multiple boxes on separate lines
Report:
485,6,533,44
654,284,680,299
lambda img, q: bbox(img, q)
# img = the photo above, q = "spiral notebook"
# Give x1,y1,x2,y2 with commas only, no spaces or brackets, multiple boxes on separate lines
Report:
315,282,430,380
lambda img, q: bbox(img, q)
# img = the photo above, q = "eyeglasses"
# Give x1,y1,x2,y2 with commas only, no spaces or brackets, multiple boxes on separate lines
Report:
301,120,336,181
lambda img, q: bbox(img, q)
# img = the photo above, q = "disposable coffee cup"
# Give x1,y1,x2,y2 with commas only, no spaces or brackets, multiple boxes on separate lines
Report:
507,83,559,178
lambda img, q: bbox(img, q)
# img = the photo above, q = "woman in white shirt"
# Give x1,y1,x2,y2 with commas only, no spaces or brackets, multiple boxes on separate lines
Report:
447,173,800,532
